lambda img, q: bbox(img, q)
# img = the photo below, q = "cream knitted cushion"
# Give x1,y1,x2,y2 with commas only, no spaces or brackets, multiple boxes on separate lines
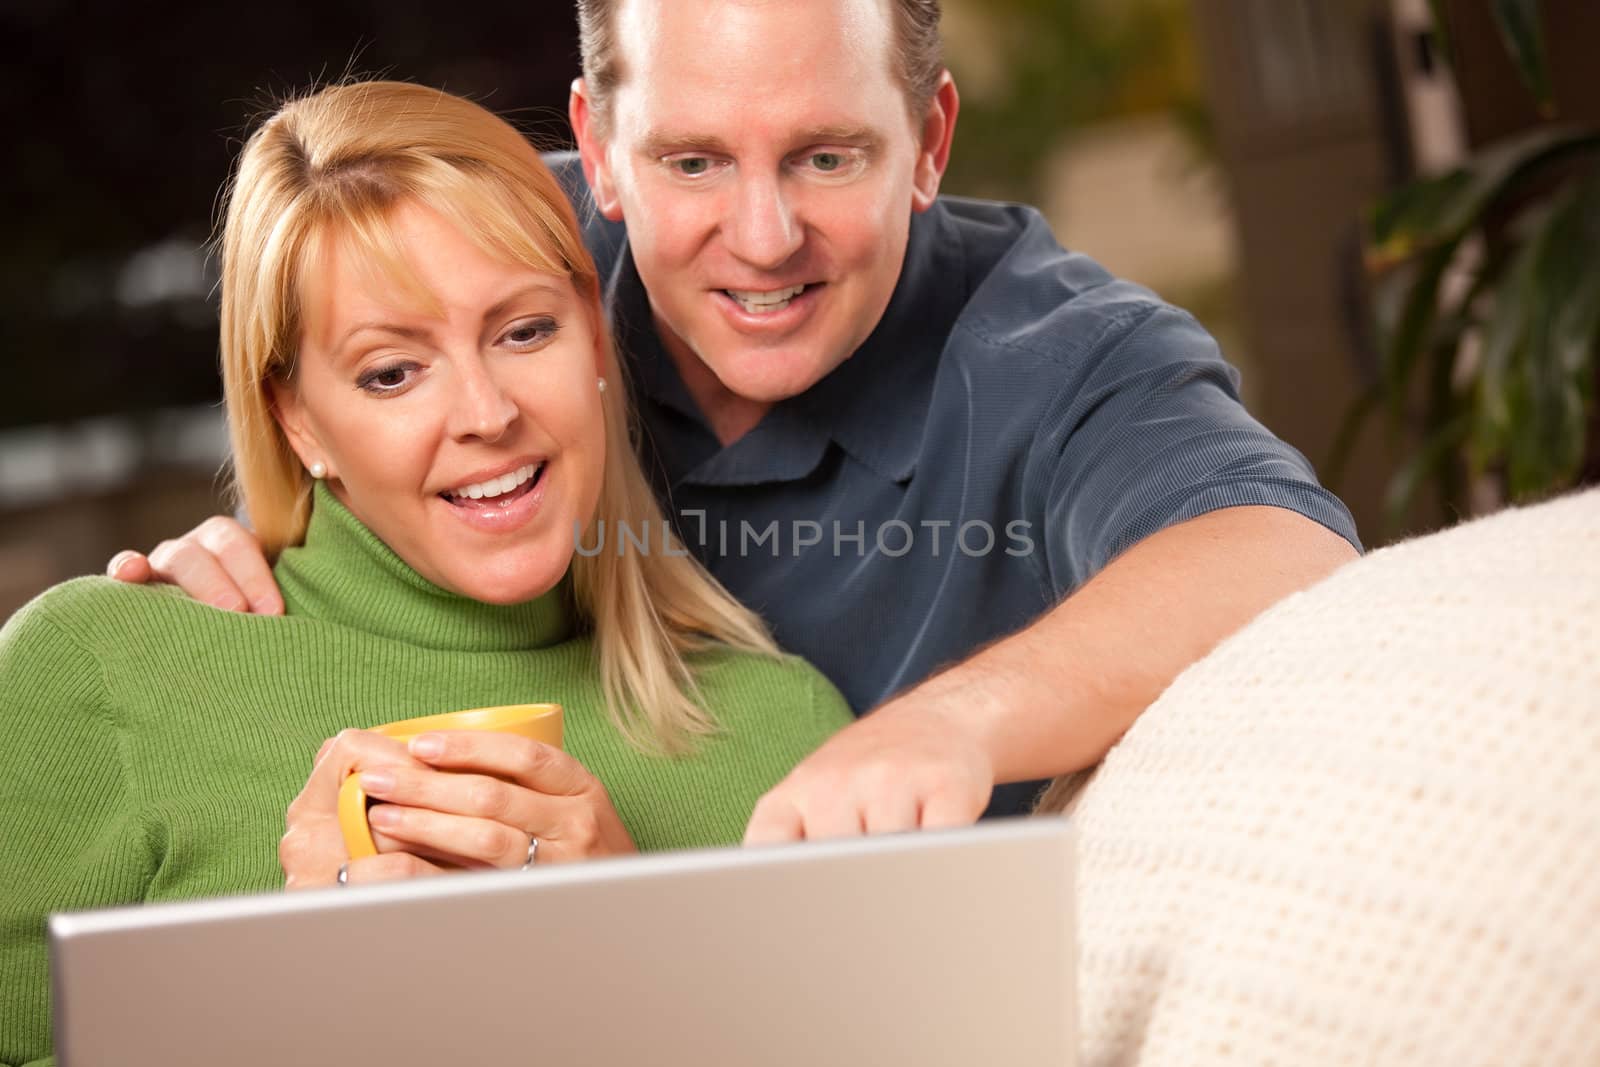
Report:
1070,488,1600,1066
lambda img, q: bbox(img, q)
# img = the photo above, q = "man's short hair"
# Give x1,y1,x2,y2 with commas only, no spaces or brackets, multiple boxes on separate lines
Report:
576,0,944,135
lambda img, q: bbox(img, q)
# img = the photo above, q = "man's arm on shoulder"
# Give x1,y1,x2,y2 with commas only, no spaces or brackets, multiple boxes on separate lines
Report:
106,515,283,615
745,505,1356,841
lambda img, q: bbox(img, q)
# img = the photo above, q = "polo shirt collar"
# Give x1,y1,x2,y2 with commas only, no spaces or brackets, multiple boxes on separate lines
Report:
605,201,967,487
791,201,967,482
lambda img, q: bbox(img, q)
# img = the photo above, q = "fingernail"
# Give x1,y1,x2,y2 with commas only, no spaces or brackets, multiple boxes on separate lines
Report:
108,551,137,576
368,805,398,828
361,770,394,795
250,597,283,616
410,734,444,759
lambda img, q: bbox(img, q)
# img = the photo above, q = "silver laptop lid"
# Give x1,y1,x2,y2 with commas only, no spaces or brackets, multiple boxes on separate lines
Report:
52,817,1075,1066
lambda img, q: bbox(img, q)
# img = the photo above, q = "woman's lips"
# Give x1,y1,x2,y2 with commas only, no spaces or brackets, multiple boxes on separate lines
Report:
442,462,544,508
439,463,547,534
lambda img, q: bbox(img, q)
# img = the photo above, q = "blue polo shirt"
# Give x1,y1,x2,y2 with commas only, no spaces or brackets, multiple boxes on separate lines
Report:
552,156,1360,816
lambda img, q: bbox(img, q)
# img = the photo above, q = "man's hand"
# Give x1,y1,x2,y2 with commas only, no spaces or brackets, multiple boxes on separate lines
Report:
744,697,995,844
106,515,284,615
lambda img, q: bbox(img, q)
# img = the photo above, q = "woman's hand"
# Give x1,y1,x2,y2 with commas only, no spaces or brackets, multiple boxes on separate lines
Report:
279,729,444,890
279,728,637,890
362,731,637,868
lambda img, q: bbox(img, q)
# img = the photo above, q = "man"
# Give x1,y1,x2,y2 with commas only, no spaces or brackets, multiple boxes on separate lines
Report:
111,0,1359,838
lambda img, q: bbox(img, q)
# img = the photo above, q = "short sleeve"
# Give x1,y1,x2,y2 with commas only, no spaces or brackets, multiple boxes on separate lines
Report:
1028,304,1359,594
0,596,149,1067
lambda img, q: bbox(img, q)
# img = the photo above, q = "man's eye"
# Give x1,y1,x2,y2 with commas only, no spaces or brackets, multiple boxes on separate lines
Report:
808,152,844,172
672,157,712,177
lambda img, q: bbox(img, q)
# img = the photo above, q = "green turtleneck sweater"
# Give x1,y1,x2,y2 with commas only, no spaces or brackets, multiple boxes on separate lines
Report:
0,489,850,1067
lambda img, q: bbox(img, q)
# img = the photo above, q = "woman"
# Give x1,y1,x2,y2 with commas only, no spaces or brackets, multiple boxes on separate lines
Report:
0,80,850,1066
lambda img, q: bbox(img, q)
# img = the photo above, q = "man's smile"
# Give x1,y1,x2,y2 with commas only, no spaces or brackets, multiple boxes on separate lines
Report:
723,283,808,314
713,282,827,331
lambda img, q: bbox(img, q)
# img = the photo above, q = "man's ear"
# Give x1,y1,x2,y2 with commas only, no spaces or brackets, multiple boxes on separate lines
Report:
911,71,961,214
570,78,625,223
266,376,331,479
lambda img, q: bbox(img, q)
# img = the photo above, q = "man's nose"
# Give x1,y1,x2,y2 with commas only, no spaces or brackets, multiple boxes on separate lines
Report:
447,357,518,443
724,173,804,270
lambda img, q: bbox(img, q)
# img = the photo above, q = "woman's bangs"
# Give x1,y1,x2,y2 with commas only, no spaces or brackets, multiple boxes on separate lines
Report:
423,169,572,284
293,195,446,345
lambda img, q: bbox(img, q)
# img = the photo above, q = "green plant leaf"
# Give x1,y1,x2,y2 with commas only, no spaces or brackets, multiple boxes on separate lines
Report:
1475,205,1548,455
1490,0,1555,114
1369,170,1471,258
1474,174,1600,498
1424,317,1470,522
1384,414,1471,536
1324,384,1382,491
1379,244,1455,422
1369,125,1600,254
1367,125,1600,470
1518,178,1600,495
1547,177,1600,384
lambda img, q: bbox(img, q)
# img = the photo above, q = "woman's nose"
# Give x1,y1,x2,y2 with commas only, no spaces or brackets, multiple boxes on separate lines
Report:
447,359,518,442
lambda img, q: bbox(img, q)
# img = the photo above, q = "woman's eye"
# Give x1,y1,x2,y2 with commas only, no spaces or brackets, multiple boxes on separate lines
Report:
502,317,560,349
356,363,418,395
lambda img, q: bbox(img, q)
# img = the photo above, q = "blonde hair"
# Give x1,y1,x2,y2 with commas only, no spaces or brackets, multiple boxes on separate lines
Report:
1033,776,1076,815
219,79,778,752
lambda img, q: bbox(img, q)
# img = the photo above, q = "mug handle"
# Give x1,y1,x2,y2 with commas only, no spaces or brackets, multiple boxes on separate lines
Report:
337,773,382,859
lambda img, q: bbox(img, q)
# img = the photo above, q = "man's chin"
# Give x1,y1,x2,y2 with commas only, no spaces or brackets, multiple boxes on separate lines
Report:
706,347,851,406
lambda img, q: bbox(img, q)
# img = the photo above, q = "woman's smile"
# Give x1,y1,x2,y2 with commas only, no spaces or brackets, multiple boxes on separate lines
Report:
440,460,544,504
437,458,549,534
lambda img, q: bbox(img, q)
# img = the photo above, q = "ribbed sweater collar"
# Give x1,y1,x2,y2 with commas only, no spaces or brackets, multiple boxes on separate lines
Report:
273,483,575,653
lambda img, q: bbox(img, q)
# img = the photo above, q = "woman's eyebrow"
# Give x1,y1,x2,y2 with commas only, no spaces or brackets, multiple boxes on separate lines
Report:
482,283,567,324
336,321,431,349
331,283,567,354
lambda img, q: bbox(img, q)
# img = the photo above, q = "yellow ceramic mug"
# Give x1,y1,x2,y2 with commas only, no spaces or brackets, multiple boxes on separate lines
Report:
337,703,564,860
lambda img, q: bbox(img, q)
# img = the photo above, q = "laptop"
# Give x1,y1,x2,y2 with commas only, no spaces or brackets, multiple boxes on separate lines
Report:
51,817,1075,1065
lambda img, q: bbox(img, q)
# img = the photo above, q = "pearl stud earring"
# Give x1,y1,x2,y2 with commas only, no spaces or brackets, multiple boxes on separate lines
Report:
309,461,327,480
597,377,608,393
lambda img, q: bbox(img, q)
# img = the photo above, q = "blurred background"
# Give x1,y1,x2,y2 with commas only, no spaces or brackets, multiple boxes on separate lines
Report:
3,0,1597,619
